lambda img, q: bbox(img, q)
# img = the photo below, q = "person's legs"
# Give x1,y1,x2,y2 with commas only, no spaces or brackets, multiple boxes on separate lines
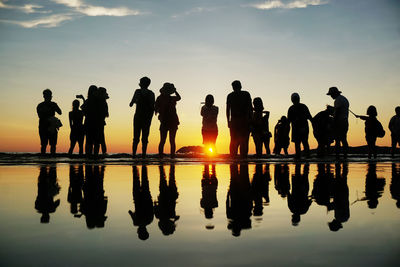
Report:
264,137,271,155
295,142,301,159
302,137,310,158
169,128,177,157
49,132,58,155
159,127,168,156
39,127,48,154
253,135,262,157
132,117,142,156
69,138,76,154
239,130,250,158
141,120,152,157
229,127,239,157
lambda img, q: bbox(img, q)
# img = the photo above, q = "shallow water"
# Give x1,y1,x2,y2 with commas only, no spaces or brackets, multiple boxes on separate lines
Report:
0,163,399,266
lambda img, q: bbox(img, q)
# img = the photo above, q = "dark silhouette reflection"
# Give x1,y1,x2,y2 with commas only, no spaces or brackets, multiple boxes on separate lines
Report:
364,163,385,209
68,165,83,216
251,164,270,217
80,165,108,229
35,165,60,223
154,165,179,235
312,164,334,210
226,164,252,236
391,163,400,208
328,163,349,232
288,164,311,226
128,166,154,240
274,164,290,198
200,164,218,224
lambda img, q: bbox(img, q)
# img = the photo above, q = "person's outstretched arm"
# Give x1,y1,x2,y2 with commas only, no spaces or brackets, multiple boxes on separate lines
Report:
129,90,138,107
356,115,368,120
55,103,62,115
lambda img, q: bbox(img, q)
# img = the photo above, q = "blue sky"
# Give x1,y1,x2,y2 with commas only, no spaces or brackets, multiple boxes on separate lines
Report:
0,0,399,152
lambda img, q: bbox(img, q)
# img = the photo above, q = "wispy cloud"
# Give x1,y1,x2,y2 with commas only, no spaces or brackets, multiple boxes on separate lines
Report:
52,0,140,16
249,0,328,10
1,14,73,28
0,0,48,13
171,6,216,19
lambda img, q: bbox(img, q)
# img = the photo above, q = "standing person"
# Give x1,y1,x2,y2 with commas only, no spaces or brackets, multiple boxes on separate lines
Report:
327,87,349,159
251,97,271,157
287,93,312,159
155,83,181,158
129,77,155,158
68,99,85,155
389,107,400,157
356,105,385,159
201,94,219,153
97,87,109,155
80,85,98,156
226,80,253,158
273,116,290,155
36,89,62,155
312,106,334,157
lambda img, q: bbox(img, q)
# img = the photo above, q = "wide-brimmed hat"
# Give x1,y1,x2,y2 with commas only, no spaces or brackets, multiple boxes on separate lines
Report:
327,87,341,95
160,83,175,95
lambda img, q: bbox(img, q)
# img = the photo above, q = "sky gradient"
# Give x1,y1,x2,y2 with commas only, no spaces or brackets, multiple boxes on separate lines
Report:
0,0,399,153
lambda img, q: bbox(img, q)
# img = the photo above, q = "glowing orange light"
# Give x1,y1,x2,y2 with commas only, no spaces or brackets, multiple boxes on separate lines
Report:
208,147,213,153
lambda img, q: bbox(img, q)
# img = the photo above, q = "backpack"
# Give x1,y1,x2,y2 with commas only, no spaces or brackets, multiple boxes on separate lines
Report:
376,120,385,138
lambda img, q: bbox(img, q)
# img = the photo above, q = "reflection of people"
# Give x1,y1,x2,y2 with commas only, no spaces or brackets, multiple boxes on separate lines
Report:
364,163,385,209
312,164,334,210
35,165,60,223
287,164,311,226
37,89,62,155
328,163,349,232
226,80,253,158
251,98,271,157
129,77,155,157
251,164,270,216
287,93,312,159
226,164,252,236
274,164,290,198
201,95,219,152
327,87,349,159
129,166,154,240
389,107,400,157
81,165,108,229
68,165,83,216
390,163,400,208
155,83,181,158
200,164,218,222
273,116,290,155
154,165,179,235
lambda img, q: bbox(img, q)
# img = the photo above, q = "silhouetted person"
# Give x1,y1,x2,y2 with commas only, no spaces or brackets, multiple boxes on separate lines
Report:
68,100,85,155
287,164,311,226
328,163,349,232
81,165,108,229
226,164,252,236
312,106,334,157
129,77,155,157
287,93,312,159
155,83,181,158
226,80,252,158
364,163,385,209
327,87,349,159
388,106,400,157
97,87,109,155
200,164,218,220
251,97,271,157
68,165,84,216
356,106,385,159
154,165,179,235
311,164,334,210
129,166,154,240
201,95,219,153
80,85,98,156
35,165,60,223
273,116,290,155
251,164,270,217
390,163,400,208
274,163,290,198
36,89,62,155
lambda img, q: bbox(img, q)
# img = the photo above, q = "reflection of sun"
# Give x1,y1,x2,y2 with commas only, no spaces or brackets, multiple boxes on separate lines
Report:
205,146,215,156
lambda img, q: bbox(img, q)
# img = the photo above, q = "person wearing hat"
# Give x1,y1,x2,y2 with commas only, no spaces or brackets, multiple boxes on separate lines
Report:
287,93,312,159
155,83,181,158
36,89,62,155
327,87,349,158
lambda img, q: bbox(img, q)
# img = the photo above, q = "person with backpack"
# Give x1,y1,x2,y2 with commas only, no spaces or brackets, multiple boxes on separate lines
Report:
356,105,385,159
389,106,400,157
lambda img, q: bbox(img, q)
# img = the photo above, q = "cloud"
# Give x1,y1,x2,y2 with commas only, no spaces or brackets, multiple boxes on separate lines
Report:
250,0,328,10
1,14,73,28
52,0,140,16
0,0,48,13
171,6,216,19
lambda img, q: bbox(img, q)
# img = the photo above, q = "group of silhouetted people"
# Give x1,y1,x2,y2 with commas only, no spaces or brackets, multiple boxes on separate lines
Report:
37,79,400,159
